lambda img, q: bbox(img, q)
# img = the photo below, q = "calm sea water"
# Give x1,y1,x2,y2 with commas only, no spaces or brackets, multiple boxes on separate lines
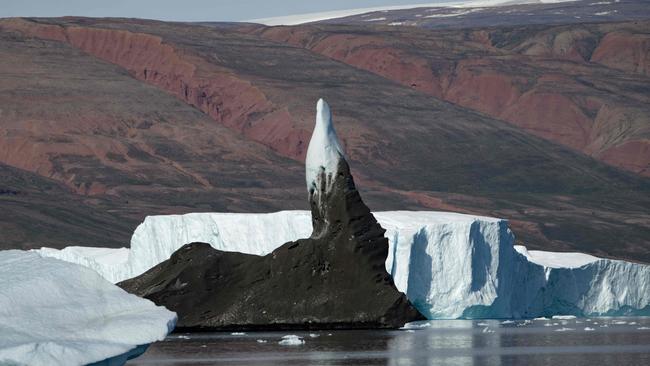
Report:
127,317,650,366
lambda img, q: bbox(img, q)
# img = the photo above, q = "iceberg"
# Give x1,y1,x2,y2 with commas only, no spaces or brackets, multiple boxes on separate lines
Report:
0,250,176,366
117,98,422,329
279,335,305,346
36,246,130,284
36,210,650,319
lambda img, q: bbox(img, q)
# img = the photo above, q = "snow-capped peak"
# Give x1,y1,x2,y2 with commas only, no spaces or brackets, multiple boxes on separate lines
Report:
305,98,345,192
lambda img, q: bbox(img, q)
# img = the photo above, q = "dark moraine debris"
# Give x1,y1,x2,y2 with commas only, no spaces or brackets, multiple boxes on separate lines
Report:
119,99,424,330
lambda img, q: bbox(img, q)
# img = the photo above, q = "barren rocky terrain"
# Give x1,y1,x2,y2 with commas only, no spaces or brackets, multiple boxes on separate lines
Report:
0,16,649,262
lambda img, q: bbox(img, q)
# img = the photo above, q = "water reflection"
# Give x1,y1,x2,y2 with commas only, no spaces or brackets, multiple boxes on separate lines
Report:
388,320,502,366
128,318,650,366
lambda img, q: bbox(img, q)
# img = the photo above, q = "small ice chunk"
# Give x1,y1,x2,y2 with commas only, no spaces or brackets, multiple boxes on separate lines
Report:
552,315,577,320
231,332,246,335
279,335,305,346
637,327,650,330
584,327,595,331
309,333,320,338
500,320,515,324
555,327,575,332
533,317,548,321
402,321,432,329
256,339,268,343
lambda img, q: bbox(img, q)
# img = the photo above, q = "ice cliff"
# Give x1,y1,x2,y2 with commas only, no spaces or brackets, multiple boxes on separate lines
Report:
36,210,650,319
0,250,176,366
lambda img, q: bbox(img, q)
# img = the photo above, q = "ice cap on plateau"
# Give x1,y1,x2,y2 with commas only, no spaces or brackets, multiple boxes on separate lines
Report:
305,98,346,193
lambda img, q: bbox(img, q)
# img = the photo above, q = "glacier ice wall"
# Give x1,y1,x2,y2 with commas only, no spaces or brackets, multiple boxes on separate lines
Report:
36,211,650,318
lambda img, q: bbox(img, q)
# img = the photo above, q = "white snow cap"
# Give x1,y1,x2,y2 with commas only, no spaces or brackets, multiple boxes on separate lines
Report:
305,98,346,192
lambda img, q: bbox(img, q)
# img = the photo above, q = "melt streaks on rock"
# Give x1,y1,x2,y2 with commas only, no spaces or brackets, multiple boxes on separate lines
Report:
306,99,348,239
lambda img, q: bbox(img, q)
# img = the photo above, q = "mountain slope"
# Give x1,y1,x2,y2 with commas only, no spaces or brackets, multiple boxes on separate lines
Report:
1,17,649,262
251,20,650,176
0,162,135,249
0,23,307,249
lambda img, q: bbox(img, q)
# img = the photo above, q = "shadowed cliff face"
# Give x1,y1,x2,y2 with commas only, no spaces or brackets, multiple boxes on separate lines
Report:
252,20,650,177
0,17,649,263
120,132,424,329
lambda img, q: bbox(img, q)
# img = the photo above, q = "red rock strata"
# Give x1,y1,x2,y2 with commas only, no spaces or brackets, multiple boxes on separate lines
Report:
2,18,308,161
254,22,650,176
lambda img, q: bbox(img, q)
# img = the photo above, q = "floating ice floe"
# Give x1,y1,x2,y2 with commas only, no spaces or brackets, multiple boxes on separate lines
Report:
279,335,305,346
0,250,175,366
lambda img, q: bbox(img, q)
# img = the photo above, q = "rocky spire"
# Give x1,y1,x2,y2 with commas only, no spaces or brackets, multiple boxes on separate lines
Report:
120,99,424,330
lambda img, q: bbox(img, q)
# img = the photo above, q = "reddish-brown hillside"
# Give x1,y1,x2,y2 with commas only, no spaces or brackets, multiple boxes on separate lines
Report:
1,17,649,263
252,21,650,176
0,23,307,249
